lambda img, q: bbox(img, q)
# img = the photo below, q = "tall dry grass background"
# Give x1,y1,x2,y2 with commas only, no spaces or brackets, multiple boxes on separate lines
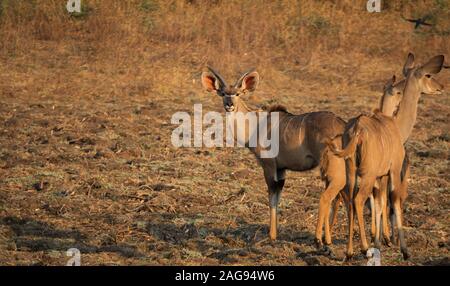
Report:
1,0,449,92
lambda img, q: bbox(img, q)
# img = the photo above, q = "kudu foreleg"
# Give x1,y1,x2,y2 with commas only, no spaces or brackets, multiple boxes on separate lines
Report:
266,169,285,241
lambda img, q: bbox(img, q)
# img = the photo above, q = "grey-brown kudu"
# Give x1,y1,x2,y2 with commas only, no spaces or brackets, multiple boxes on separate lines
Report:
201,67,347,247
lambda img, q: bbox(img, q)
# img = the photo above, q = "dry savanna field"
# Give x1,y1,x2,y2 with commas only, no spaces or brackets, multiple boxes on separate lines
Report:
0,0,449,266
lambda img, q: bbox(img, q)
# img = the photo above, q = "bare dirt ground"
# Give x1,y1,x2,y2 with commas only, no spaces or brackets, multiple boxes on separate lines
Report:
0,45,448,266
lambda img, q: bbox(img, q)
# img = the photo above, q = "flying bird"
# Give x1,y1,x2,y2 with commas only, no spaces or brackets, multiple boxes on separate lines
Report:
402,15,433,29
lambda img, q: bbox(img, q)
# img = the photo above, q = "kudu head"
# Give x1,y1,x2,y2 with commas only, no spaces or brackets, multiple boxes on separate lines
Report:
201,66,259,112
403,53,444,95
381,75,405,116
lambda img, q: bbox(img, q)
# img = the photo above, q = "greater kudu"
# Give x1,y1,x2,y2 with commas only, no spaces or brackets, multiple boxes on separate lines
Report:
201,67,346,247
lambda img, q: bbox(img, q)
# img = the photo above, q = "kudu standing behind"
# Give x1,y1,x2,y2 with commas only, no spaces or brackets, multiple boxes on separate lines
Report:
329,75,407,243
201,67,347,247
329,54,445,259
374,54,444,248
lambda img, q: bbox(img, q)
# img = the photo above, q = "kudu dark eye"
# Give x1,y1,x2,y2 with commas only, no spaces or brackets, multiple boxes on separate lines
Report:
426,74,431,78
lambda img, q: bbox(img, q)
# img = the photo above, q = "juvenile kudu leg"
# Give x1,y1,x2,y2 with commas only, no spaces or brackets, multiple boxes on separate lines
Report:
266,168,285,241
345,157,357,259
329,194,342,231
379,175,392,246
316,154,346,247
389,204,397,245
389,156,410,247
369,193,376,241
390,169,409,260
373,175,389,249
354,176,376,255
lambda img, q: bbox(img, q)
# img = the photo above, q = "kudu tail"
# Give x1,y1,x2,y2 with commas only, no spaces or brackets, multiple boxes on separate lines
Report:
326,129,362,159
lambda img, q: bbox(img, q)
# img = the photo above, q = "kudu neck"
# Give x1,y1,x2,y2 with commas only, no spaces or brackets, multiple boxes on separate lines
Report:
228,98,258,151
234,98,252,113
394,77,420,144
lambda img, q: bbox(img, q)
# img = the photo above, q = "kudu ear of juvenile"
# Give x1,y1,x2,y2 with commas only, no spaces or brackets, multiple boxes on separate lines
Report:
380,75,404,116
416,55,445,76
411,55,445,95
385,75,396,88
403,53,415,77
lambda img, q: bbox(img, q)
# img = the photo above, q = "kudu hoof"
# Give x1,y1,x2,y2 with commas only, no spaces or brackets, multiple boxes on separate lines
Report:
360,248,368,256
315,238,323,249
391,235,398,246
322,245,333,257
374,240,382,250
269,232,277,241
383,237,392,247
345,252,354,261
401,248,410,260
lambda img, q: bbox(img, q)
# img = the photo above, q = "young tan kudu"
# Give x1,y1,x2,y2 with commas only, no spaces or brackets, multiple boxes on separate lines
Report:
329,54,445,259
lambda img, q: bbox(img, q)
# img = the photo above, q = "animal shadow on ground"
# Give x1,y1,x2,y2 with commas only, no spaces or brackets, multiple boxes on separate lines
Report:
145,213,345,264
1,216,142,259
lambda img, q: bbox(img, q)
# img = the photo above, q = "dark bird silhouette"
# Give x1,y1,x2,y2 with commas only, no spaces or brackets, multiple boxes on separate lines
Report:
402,15,433,29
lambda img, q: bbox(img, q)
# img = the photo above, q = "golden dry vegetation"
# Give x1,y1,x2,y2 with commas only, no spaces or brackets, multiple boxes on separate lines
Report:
0,0,449,265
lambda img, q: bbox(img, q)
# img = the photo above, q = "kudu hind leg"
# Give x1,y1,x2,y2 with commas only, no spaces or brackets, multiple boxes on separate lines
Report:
316,178,345,247
354,176,376,255
380,175,392,246
390,169,409,260
369,193,376,242
373,175,389,249
345,158,357,259
316,154,346,248
329,194,342,231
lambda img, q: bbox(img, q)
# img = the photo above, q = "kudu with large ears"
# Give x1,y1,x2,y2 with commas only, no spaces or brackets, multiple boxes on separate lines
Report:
395,54,444,143
379,75,404,116
201,67,348,247
375,54,444,248
201,67,259,112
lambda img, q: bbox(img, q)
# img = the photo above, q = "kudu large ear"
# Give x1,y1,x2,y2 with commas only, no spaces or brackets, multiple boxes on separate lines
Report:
235,70,259,93
403,53,415,77
201,66,226,94
417,55,445,76
389,74,396,86
383,75,396,92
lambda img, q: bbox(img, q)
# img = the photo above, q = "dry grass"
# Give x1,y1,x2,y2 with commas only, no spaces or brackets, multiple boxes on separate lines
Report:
0,0,448,265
